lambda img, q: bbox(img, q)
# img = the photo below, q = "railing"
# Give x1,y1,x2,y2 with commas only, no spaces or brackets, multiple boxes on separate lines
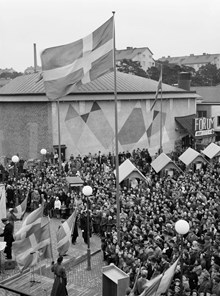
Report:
0,285,31,296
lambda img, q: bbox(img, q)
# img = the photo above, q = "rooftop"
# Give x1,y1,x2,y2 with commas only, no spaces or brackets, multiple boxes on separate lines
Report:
191,85,220,103
116,47,153,61
158,53,220,65
0,71,194,96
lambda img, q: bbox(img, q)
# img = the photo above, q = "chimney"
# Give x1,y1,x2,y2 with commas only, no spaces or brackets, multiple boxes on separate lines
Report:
178,72,191,91
33,43,37,73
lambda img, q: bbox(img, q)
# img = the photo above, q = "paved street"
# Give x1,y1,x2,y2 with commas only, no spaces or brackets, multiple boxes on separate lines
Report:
0,216,106,296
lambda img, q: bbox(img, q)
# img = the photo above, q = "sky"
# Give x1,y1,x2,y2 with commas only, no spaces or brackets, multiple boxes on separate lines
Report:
1,0,220,72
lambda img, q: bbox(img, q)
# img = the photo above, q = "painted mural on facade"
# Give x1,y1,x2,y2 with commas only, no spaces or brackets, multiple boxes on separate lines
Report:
53,99,171,158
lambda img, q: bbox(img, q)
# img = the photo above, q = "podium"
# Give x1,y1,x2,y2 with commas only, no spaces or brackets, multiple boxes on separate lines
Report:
102,264,129,296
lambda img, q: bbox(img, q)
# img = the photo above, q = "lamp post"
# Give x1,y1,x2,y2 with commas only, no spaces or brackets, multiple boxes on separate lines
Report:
12,155,19,206
82,185,93,271
175,219,190,296
40,148,47,164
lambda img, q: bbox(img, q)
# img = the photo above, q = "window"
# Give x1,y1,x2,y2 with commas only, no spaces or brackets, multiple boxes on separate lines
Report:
197,110,207,118
217,116,220,126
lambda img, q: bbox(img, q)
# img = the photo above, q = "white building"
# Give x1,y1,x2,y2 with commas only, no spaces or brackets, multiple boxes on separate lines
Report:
116,47,155,71
158,53,220,71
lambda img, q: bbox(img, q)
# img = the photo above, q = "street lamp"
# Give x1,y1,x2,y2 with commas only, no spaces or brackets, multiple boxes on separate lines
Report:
12,155,19,206
175,219,190,296
40,148,47,164
82,185,93,271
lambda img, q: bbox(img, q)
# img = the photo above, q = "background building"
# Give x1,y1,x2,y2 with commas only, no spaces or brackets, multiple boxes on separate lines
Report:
0,71,199,160
116,47,155,71
158,53,220,71
192,84,220,141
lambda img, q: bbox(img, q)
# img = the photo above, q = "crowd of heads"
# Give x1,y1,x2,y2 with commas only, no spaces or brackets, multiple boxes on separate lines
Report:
2,146,220,295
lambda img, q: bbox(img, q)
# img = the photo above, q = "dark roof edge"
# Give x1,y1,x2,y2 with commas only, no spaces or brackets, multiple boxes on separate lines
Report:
0,90,198,96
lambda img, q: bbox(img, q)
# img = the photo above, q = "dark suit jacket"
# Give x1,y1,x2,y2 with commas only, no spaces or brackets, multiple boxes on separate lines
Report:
0,222,14,244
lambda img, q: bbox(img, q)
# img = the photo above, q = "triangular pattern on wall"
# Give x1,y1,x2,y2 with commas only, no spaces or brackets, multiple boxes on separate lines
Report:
91,102,101,112
118,108,145,145
65,104,79,122
153,110,159,120
81,113,90,123
146,124,152,145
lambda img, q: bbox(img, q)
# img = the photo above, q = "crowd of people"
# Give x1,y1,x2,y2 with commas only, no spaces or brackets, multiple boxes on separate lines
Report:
2,146,220,296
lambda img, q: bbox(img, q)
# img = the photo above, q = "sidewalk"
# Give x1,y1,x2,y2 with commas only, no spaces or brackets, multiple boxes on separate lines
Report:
0,217,104,296
0,216,101,281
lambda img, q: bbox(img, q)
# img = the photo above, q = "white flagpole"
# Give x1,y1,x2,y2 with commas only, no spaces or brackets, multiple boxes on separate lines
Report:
47,216,54,262
112,11,121,245
56,99,62,174
159,64,163,154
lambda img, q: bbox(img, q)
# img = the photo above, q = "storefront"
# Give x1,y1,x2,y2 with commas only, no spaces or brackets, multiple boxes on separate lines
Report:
175,115,215,151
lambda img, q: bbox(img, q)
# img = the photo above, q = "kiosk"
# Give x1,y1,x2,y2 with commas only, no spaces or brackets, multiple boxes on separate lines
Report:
102,264,129,296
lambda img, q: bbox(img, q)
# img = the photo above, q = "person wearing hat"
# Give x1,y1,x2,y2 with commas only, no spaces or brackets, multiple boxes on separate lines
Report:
7,208,21,233
0,217,14,259
50,256,68,296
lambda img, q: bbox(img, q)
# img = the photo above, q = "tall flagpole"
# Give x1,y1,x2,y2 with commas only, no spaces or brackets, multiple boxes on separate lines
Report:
48,216,54,262
112,11,121,246
159,65,163,154
56,99,62,173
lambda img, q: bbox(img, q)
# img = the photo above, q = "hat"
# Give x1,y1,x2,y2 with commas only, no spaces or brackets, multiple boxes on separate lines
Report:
193,265,202,272
1,218,8,223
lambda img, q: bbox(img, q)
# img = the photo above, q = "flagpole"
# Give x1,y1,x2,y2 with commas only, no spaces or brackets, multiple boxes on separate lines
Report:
159,65,163,154
48,216,54,262
112,11,121,246
56,99,62,174
130,264,142,295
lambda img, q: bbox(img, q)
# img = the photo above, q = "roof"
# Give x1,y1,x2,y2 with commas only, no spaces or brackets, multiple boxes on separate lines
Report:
0,71,199,99
158,53,220,65
114,159,146,183
116,47,153,60
179,147,209,166
151,153,181,173
202,142,220,159
66,176,84,186
191,85,220,104
0,78,11,88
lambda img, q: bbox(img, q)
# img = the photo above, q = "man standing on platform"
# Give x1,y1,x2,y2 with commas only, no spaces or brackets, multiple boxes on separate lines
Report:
0,218,14,259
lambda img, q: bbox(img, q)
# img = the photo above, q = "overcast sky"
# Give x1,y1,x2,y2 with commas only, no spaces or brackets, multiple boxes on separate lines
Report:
1,0,219,72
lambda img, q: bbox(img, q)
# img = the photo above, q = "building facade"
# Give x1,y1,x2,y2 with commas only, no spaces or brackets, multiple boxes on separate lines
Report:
191,85,220,141
0,72,199,160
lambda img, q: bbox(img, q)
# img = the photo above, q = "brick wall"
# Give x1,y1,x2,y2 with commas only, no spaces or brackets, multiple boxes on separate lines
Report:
0,102,53,160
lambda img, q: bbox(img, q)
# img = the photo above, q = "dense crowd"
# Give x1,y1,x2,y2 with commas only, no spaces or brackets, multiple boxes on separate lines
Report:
2,146,220,296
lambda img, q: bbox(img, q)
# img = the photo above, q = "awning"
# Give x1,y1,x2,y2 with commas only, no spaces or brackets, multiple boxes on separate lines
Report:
114,159,146,183
151,153,182,173
179,147,209,166
66,176,84,187
175,114,196,137
202,142,220,159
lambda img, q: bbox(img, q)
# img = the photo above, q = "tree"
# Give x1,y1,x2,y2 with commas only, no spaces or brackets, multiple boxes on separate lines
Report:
0,71,23,79
147,62,195,86
116,59,148,78
191,63,220,86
